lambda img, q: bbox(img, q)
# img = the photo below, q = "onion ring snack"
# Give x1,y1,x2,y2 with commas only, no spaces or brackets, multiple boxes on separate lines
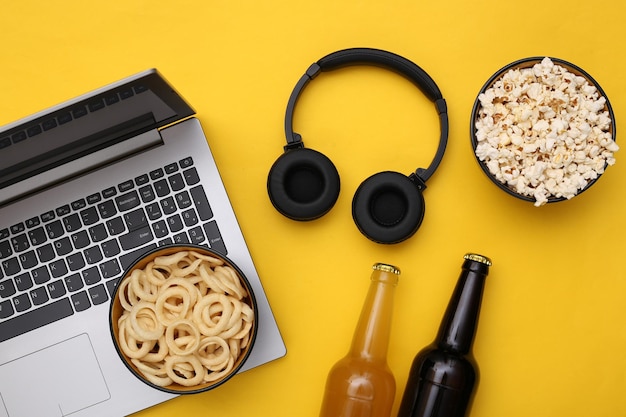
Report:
109,245,258,394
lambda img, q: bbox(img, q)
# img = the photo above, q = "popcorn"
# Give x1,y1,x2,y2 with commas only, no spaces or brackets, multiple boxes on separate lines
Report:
474,57,618,206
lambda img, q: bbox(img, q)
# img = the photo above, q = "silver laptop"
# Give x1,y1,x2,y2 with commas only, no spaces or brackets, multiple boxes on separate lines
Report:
0,70,286,417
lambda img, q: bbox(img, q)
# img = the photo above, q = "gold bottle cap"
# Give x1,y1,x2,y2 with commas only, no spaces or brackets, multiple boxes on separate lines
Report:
373,263,401,275
464,253,492,266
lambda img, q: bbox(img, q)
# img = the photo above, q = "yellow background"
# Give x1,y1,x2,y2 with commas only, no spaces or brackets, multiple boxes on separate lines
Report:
1,1,625,416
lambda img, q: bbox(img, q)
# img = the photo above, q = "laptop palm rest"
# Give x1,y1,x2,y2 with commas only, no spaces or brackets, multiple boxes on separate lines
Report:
0,334,110,417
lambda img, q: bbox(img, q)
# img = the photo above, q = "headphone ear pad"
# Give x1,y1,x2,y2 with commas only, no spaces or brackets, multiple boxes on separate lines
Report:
352,171,425,244
267,148,340,221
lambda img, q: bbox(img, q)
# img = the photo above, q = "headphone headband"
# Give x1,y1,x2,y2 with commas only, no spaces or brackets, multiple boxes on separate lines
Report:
284,47,448,184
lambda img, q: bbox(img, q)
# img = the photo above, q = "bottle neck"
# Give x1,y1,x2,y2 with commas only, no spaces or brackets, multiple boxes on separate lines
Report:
349,263,399,362
435,255,490,355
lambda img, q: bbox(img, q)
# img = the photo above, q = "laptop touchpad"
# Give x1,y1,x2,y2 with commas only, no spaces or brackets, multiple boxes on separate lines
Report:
0,333,110,417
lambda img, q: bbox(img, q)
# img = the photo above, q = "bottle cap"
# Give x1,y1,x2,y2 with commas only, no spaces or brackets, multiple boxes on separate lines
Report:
373,263,401,275
464,253,492,266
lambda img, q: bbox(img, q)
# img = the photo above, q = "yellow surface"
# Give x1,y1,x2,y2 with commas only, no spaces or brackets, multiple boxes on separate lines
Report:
1,1,625,416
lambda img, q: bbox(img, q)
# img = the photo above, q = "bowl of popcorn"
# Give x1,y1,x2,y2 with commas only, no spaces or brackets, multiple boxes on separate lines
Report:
471,57,618,206
109,244,258,394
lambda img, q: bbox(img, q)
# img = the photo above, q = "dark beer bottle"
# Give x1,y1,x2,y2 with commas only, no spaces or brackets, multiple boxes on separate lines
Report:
397,253,492,417
319,263,400,417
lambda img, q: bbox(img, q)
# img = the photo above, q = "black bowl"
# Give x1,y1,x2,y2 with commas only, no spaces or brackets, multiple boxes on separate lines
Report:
109,244,258,394
470,57,616,205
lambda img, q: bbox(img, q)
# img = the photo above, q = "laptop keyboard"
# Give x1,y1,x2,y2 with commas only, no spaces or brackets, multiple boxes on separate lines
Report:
0,156,226,343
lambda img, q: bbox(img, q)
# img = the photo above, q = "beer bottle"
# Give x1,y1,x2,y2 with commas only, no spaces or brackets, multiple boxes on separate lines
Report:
397,253,492,417
319,263,400,417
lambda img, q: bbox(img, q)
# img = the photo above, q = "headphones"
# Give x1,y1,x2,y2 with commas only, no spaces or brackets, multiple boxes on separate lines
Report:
267,48,449,244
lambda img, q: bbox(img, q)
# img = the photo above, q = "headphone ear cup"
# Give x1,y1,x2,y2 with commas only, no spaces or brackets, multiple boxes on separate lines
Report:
352,171,425,244
267,148,340,221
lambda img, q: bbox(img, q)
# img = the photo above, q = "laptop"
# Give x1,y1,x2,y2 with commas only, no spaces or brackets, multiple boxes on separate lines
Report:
0,69,286,417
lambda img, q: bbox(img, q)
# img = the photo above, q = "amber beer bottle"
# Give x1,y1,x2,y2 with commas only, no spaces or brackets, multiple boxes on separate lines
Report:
397,253,492,417
318,263,400,417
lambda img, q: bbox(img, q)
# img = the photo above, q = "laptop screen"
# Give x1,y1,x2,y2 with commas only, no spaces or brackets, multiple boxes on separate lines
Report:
0,70,195,192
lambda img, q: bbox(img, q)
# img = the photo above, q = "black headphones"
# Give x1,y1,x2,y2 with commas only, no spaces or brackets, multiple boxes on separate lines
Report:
267,48,449,244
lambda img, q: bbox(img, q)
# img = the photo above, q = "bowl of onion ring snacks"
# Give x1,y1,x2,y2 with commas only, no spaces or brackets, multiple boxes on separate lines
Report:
109,245,258,394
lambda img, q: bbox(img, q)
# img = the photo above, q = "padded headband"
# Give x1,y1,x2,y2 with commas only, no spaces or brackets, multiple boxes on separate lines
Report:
284,47,449,185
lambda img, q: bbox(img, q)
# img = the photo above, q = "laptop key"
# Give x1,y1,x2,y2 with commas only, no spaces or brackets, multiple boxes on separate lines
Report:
82,266,101,285
106,277,118,296
14,272,33,291
71,198,87,211
139,185,156,203
49,259,68,278
47,280,67,299
183,167,200,185
175,190,192,209
188,226,206,244
10,223,25,234
30,286,49,306
166,214,183,233
56,205,71,217
18,250,38,269
65,274,84,292
165,162,178,174
0,298,74,343
0,279,17,298
119,226,153,250
2,257,20,276
100,259,121,280
84,246,104,264
11,234,30,252
204,221,226,255
45,220,64,239
154,179,170,197
80,206,99,226
25,216,40,228
152,220,168,238
71,230,90,249
124,208,148,231
172,232,189,244
150,167,164,180
168,173,185,191
190,186,213,221
97,199,117,219
88,284,108,306
182,208,198,227
118,179,134,192
28,227,47,246
13,293,32,313
115,190,140,212
32,266,51,285
63,213,81,232
102,186,117,199
88,223,108,243
40,210,55,222
36,243,55,263
102,239,121,258
0,299,14,319
106,216,126,235
180,157,194,169
71,291,90,312
161,197,177,215
0,240,12,258
67,252,86,271
54,237,73,256
145,203,162,221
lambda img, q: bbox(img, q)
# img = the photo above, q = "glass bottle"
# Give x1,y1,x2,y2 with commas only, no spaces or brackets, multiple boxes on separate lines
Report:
319,263,400,417
397,253,492,417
